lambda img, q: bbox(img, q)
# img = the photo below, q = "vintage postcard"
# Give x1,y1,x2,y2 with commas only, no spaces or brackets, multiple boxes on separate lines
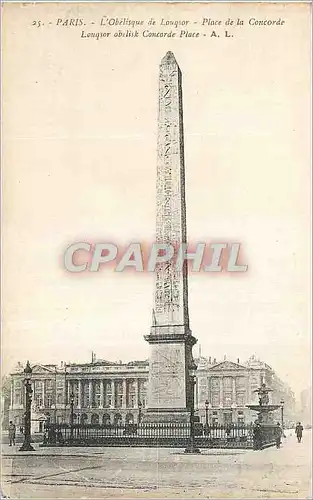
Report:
1,2,312,499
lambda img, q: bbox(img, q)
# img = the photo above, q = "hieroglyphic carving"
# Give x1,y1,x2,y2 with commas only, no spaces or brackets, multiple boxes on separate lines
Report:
148,344,186,408
153,52,188,325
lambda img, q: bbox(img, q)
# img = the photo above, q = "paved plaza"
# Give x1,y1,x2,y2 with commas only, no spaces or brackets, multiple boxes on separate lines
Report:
1,431,311,499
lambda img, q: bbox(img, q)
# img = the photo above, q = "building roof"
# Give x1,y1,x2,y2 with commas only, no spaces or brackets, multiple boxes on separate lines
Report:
244,355,272,371
10,355,274,375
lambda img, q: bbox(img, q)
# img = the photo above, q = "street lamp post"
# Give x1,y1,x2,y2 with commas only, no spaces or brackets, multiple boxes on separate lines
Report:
70,392,74,442
280,399,285,437
184,364,201,454
138,401,142,424
204,399,209,435
19,361,35,452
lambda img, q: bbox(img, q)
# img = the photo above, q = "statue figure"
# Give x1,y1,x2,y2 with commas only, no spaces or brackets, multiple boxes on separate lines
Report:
254,383,271,406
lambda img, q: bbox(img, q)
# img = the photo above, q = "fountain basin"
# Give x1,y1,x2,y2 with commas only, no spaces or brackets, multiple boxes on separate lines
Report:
247,404,281,412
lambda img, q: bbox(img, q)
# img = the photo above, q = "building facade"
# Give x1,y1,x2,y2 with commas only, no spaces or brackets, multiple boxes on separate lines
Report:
8,355,296,432
9,359,149,432
195,355,296,426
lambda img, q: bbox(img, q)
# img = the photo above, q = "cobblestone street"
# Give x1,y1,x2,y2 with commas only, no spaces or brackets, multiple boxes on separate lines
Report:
1,431,311,499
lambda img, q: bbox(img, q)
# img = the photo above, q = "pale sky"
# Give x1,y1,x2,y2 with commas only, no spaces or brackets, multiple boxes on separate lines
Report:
2,3,311,401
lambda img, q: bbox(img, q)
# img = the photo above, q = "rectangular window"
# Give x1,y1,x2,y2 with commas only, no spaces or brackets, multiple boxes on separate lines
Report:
14,393,21,405
210,378,219,390
237,377,246,389
128,394,135,408
212,394,219,408
35,394,43,407
105,396,112,408
237,393,246,406
104,382,112,407
224,393,232,407
223,377,233,391
116,395,123,408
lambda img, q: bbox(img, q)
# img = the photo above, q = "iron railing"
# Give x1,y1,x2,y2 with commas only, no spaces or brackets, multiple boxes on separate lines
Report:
41,422,277,449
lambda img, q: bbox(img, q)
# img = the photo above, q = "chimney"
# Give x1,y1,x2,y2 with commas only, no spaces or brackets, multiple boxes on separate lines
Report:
213,357,216,363
209,356,212,364
223,354,227,361
237,358,240,364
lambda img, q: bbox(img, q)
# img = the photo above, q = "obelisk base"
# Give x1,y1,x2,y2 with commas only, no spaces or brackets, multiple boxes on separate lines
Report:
144,331,197,423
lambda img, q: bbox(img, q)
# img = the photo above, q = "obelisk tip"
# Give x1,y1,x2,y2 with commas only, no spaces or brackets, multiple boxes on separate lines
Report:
160,51,179,66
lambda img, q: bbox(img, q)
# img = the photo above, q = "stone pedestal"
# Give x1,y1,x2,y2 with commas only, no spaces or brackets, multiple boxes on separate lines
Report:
144,334,196,423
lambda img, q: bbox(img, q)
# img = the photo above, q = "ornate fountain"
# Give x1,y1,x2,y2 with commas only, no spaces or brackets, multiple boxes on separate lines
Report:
246,382,281,424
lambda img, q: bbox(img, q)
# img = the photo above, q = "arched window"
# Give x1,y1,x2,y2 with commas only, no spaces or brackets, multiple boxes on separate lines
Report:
113,413,122,425
102,413,110,425
126,413,134,424
91,414,99,425
81,413,88,424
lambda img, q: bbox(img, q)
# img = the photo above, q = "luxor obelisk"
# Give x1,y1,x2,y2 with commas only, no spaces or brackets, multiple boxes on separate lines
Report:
144,52,197,423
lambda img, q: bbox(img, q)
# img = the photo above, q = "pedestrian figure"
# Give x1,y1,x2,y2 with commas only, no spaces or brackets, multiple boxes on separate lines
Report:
295,422,303,443
275,422,283,448
253,421,262,450
57,429,64,445
48,426,56,445
8,421,16,446
43,428,48,445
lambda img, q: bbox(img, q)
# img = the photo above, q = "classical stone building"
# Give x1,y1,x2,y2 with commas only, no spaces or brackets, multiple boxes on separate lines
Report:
8,358,149,432
8,354,296,432
195,355,296,426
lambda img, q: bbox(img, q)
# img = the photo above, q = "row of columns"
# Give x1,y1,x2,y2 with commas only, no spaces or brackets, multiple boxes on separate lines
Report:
67,378,143,409
13,375,246,411
11,377,146,410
